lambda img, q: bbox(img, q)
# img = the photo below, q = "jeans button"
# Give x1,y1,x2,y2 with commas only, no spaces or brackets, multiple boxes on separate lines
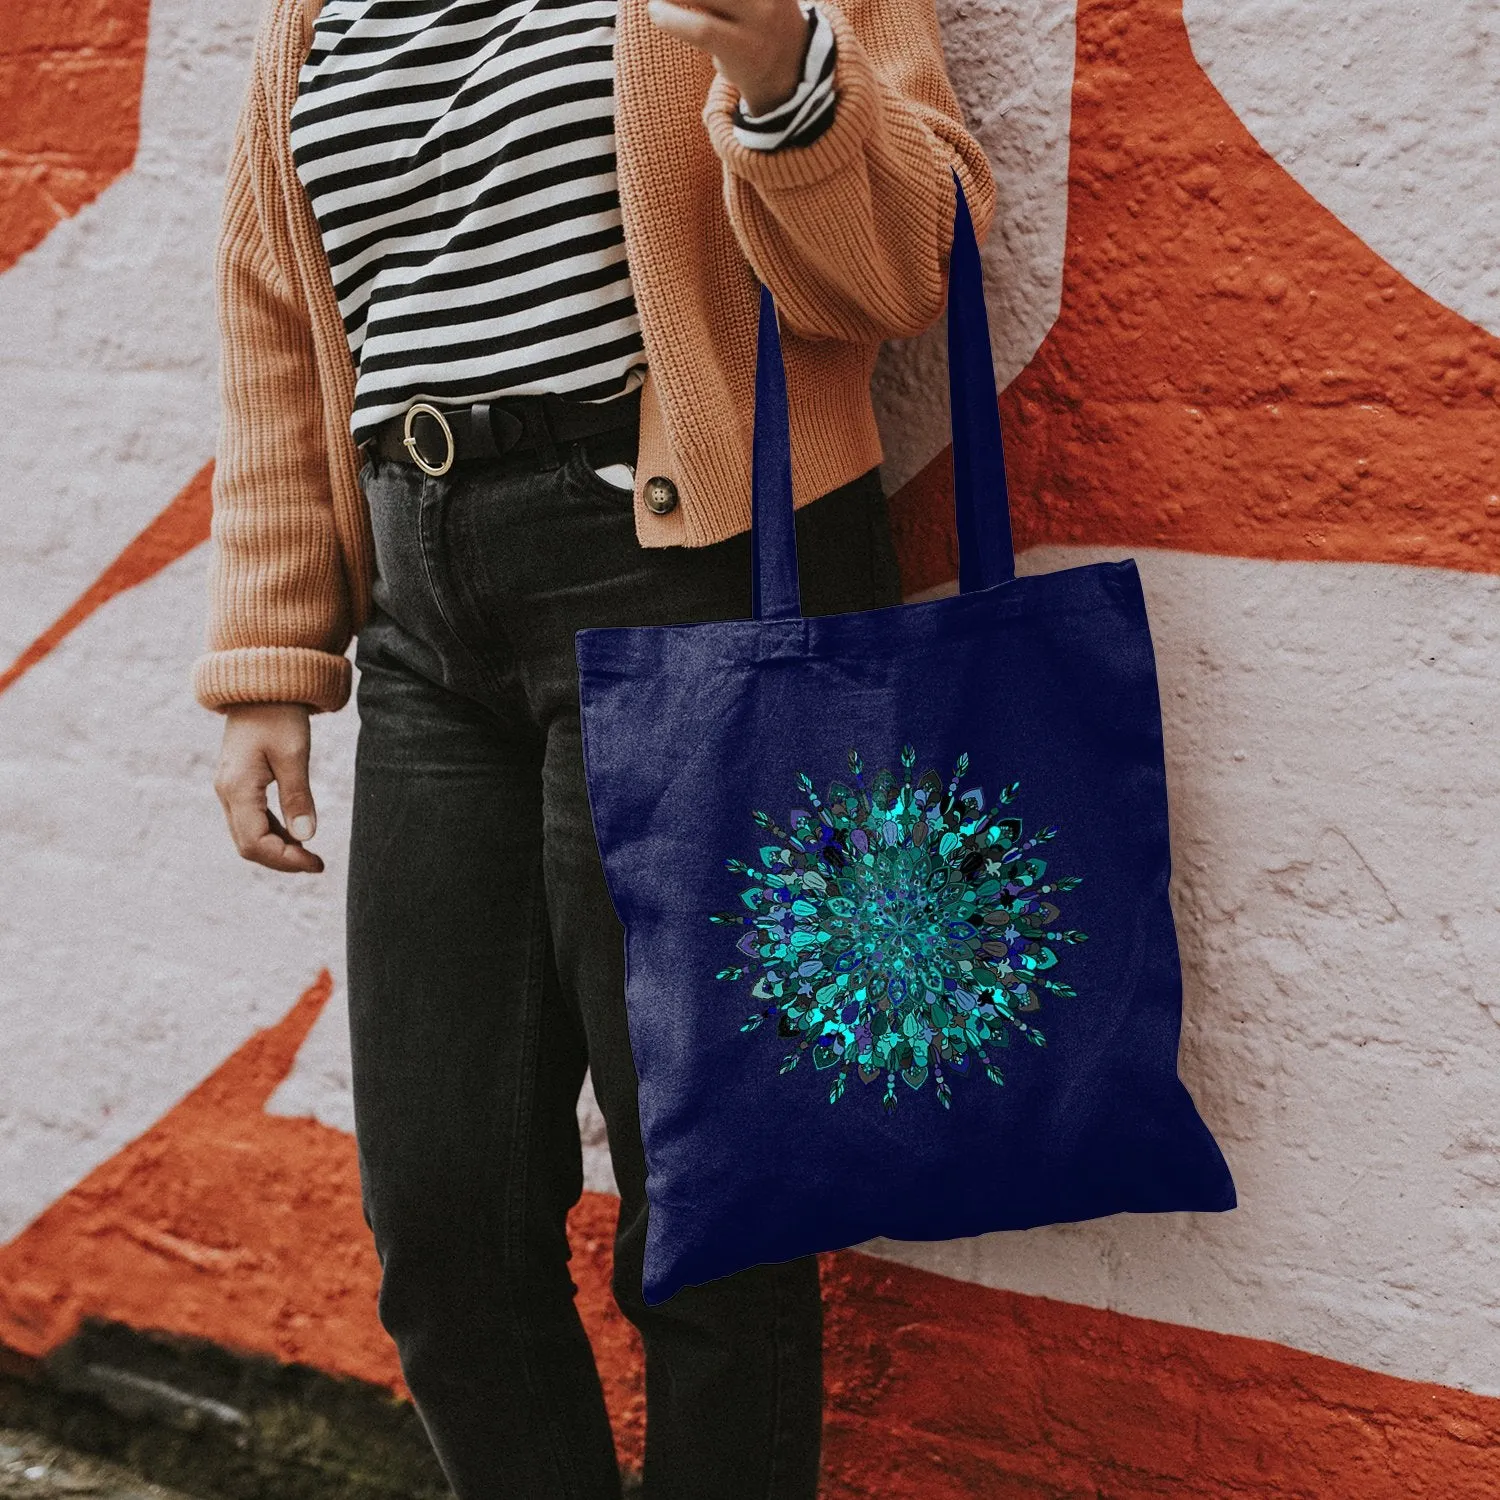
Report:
644,476,679,515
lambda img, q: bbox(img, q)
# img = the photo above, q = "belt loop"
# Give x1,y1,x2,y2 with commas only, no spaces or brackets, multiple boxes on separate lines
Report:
532,398,560,471
469,403,502,461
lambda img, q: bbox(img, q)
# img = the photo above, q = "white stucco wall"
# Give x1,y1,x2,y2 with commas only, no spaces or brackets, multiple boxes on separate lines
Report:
2,0,1496,1420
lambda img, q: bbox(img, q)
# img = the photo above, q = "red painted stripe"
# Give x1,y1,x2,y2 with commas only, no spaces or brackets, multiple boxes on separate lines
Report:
0,972,421,1408
0,0,152,274
3,979,1497,1494
891,0,1500,595
820,1254,1500,1497
0,462,212,699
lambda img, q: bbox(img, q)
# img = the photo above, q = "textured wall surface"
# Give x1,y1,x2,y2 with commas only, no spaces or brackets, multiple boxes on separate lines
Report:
0,0,151,278
2,0,1497,1492
873,548,1500,1395
1185,0,1500,339
870,0,1076,493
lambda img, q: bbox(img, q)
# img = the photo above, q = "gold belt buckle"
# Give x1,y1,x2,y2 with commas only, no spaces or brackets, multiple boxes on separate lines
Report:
402,403,456,477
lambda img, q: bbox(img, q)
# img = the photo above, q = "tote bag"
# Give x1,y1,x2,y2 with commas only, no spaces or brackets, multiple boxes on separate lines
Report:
576,178,1235,1306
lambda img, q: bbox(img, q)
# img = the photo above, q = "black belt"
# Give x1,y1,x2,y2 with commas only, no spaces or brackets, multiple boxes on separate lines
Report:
368,387,641,476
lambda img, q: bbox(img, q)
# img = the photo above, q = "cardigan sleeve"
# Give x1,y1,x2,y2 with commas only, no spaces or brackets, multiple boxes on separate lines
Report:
700,0,997,343
192,76,355,715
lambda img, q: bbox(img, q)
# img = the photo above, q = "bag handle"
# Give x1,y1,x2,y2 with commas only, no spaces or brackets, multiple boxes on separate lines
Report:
751,171,1015,622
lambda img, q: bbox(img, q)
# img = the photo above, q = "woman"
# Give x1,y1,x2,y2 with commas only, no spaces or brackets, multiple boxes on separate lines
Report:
199,0,994,1493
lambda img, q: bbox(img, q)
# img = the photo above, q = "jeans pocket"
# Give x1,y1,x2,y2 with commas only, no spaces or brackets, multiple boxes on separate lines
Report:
565,441,637,505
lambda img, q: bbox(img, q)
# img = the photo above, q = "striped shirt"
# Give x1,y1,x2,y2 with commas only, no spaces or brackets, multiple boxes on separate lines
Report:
289,0,838,444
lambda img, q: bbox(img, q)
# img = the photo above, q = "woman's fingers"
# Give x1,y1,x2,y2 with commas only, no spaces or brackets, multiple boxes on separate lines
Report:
647,0,733,49
647,0,809,116
267,805,326,874
269,740,318,846
214,703,323,875
216,766,323,874
266,742,324,873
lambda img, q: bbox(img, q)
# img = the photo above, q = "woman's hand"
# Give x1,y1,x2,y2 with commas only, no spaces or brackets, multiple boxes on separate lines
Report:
648,0,811,116
214,703,324,874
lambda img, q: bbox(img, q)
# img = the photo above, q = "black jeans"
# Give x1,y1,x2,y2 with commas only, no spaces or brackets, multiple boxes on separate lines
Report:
345,431,903,1500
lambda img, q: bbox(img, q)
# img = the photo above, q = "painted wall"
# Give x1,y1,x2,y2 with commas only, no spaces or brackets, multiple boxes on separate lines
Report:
1,0,1497,1494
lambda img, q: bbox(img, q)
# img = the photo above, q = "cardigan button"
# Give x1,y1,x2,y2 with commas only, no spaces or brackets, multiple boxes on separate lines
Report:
644,476,679,515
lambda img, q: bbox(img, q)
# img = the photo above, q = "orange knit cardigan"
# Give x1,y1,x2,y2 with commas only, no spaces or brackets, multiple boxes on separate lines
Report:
193,0,996,714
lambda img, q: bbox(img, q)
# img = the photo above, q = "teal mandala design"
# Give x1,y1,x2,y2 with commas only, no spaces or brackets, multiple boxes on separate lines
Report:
711,746,1088,1111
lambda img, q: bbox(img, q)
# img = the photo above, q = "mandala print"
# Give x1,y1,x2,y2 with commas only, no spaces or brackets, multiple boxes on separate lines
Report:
712,746,1087,1111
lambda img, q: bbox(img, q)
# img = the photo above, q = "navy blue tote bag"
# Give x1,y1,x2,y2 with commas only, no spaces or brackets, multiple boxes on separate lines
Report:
576,179,1235,1305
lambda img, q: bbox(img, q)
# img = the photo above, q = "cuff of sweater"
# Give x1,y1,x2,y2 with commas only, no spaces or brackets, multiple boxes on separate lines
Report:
193,645,352,714
702,0,878,190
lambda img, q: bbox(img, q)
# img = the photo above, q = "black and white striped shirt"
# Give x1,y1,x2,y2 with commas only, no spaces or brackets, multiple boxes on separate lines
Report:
290,0,838,444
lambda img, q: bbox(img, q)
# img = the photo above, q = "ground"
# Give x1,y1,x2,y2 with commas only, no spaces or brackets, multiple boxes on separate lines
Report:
0,1431,202,1500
